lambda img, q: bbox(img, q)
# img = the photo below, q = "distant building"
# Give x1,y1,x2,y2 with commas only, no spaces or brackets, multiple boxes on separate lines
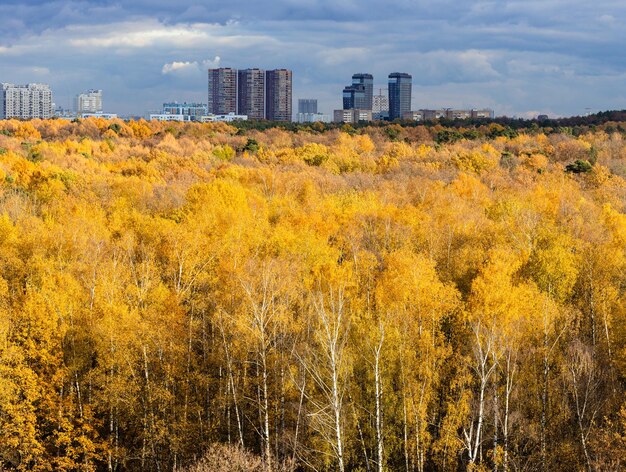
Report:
149,114,188,122
199,113,248,123
297,112,331,123
448,109,472,120
207,67,292,121
149,113,248,122
208,68,237,115
298,99,318,114
471,109,495,119
0,83,53,119
343,84,367,110
81,112,117,119
333,109,372,123
265,69,292,122
54,106,76,119
373,90,389,120
238,69,265,119
162,102,207,120
402,111,424,121
415,108,494,121
420,109,448,120
75,89,102,114
388,73,412,120
351,73,373,110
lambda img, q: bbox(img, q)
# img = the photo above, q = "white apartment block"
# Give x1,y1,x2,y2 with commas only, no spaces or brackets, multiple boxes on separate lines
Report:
75,89,103,114
0,83,53,119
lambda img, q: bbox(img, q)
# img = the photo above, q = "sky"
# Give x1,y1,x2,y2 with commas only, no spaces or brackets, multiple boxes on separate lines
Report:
1,0,625,118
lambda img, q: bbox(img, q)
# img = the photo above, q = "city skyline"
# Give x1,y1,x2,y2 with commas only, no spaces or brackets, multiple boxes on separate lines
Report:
1,1,625,117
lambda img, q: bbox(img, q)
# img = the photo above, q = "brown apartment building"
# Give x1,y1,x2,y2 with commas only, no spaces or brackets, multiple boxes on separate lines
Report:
265,69,292,121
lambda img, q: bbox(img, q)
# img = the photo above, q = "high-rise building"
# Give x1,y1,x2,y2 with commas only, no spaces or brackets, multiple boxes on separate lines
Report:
0,83,53,119
238,68,265,119
351,73,373,110
265,69,292,122
388,72,412,120
208,68,237,115
343,84,366,110
75,89,102,114
298,99,318,114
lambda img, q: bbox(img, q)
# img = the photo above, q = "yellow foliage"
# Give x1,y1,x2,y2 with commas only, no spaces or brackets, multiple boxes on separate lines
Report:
0,120,621,472
453,147,498,174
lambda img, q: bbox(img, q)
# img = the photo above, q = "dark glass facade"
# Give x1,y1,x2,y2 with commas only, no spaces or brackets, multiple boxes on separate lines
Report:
352,73,373,110
388,72,412,120
343,84,367,110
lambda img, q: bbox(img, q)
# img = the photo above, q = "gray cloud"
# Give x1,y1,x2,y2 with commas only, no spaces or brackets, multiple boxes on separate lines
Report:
0,1,625,116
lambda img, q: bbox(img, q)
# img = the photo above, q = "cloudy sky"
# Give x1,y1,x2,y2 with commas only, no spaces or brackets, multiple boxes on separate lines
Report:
1,0,625,117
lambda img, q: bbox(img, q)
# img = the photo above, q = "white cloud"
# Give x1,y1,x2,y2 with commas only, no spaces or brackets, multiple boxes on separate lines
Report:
201,56,221,69
64,21,277,51
69,23,211,48
318,47,369,66
162,61,198,74
162,56,222,75
597,14,616,24
31,66,50,75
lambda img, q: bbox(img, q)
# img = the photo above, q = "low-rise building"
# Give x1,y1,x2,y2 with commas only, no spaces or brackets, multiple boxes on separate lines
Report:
81,112,118,119
297,112,331,123
149,114,187,122
333,109,372,123
420,109,448,120
402,111,424,121
162,102,207,120
198,113,248,122
413,108,494,121
448,109,473,120
471,109,495,119
150,112,248,123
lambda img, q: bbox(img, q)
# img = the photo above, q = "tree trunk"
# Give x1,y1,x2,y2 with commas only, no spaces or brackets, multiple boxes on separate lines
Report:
331,347,345,472
374,326,385,472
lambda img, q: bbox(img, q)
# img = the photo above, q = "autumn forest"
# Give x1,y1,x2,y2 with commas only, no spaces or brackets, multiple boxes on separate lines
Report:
0,118,624,471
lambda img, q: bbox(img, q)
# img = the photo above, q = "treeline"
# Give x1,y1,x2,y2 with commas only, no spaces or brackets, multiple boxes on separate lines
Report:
227,109,626,139
0,118,624,471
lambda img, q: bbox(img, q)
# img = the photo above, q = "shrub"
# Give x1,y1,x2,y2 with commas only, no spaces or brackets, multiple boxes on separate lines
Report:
565,159,593,174
184,443,263,472
183,443,295,472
